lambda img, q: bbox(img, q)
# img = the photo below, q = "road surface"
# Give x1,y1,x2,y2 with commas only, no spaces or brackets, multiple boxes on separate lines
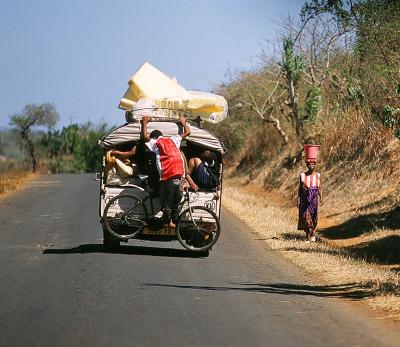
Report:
0,174,399,347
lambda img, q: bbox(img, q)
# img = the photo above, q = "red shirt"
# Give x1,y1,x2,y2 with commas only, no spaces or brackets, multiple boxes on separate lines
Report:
146,135,184,181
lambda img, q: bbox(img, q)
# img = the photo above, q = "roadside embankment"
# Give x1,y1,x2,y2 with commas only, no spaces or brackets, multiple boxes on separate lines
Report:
222,179,400,319
0,170,38,199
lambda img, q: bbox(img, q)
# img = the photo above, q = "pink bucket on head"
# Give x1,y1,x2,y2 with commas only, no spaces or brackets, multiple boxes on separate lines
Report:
304,144,320,162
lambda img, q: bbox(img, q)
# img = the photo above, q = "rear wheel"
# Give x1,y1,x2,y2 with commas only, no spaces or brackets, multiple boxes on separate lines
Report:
103,194,147,240
176,206,220,252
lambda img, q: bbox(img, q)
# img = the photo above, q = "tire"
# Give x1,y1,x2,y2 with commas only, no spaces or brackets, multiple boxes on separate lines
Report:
176,206,220,252
103,226,120,248
103,194,147,240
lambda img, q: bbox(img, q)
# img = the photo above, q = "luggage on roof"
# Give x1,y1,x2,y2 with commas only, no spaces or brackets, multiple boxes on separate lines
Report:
118,62,228,124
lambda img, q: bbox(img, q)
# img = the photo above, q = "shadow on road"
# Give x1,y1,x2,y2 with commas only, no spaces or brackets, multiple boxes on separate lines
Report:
42,244,207,258
142,282,378,300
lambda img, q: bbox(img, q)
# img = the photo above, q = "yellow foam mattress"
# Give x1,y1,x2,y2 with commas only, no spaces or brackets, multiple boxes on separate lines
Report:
119,62,228,124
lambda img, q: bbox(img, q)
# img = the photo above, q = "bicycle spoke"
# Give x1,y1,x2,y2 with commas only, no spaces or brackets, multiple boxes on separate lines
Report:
176,206,220,252
104,195,146,239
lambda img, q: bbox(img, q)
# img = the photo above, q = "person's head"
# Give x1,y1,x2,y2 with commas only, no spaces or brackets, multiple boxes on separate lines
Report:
200,149,212,161
306,160,316,171
125,111,134,123
149,130,163,139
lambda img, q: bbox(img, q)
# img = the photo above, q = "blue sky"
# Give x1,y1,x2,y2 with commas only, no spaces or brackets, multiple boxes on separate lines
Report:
0,0,303,128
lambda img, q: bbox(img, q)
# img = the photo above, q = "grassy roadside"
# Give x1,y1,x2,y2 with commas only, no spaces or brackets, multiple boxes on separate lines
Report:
222,179,400,319
0,170,38,199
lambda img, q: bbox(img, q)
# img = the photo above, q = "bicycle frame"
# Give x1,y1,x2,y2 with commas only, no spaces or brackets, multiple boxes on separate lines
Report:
179,189,199,227
116,180,197,226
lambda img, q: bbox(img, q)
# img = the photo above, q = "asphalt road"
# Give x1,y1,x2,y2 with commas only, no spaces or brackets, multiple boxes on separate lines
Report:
0,174,399,347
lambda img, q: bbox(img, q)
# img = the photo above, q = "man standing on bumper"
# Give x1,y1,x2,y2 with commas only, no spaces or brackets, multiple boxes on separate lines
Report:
141,115,191,228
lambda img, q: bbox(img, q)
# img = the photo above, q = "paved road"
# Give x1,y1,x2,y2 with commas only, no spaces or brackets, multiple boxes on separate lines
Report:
0,174,399,347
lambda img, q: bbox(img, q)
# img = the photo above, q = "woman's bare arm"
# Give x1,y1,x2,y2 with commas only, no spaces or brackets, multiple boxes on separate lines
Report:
319,183,323,205
297,175,302,208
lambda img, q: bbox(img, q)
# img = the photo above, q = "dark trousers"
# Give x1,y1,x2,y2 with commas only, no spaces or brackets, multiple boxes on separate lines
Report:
159,176,182,222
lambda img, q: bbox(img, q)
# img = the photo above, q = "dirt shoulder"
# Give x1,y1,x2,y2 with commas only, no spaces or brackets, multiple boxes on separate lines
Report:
222,179,400,320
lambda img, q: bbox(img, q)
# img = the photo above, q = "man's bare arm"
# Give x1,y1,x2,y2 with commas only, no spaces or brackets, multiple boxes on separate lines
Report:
111,145,136,158
141,116,151,142
179,116,191,139
181,151,198,191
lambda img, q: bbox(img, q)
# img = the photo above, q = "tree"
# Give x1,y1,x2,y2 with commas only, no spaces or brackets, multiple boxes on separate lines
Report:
233,69,290,145
39,122,108,173
282,36,305,136
9,103,59,172
300,0,359,29
0,134,4,156
289,13,347,122
301,0,400,128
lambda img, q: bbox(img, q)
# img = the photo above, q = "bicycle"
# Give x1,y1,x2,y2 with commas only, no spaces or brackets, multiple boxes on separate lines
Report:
102,175,221,252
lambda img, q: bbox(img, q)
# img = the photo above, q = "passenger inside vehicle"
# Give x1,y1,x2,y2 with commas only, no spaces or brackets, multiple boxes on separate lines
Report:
105,142,139,185
105,150,138,185
187,149,220,190
106,140,220,193
180,150,199,192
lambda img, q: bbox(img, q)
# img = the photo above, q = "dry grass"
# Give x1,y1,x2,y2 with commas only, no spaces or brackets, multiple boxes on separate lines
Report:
234,108,400,219
322,109,395,170
222,180,400,318
319,109,400,227
0,170,37,198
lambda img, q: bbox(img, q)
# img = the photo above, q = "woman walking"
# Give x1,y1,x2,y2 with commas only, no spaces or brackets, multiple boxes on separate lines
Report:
297,159,323,241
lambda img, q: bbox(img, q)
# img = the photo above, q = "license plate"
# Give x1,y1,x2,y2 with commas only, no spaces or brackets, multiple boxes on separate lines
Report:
143,226,177,236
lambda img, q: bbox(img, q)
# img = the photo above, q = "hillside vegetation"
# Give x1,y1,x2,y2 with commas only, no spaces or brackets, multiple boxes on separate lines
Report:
3,102,108,174
209,0,400,272
211,0,400,216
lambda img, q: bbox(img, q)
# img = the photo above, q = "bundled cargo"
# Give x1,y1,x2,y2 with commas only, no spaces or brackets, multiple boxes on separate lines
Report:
119,62,228,124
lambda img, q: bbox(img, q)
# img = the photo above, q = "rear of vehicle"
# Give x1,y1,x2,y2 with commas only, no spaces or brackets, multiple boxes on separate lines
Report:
97,120,225,250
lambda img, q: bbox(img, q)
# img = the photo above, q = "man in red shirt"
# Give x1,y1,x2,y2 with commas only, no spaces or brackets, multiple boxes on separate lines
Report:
142,115,191,227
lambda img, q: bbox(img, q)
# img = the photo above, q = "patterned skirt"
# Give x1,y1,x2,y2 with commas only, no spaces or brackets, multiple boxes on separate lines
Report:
298,187,319,231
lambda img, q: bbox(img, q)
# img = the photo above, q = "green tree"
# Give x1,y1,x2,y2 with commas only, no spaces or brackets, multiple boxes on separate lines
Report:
9,103,59,172
301,0,359,28
301,0,400,115
282,37,305,137
304,85,322,122
40,129,63,159
77,129,104,172
40,122,107,173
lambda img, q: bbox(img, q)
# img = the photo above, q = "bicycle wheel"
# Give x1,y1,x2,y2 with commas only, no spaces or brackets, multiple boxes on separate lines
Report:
103,194,147,240
176,206,220,252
